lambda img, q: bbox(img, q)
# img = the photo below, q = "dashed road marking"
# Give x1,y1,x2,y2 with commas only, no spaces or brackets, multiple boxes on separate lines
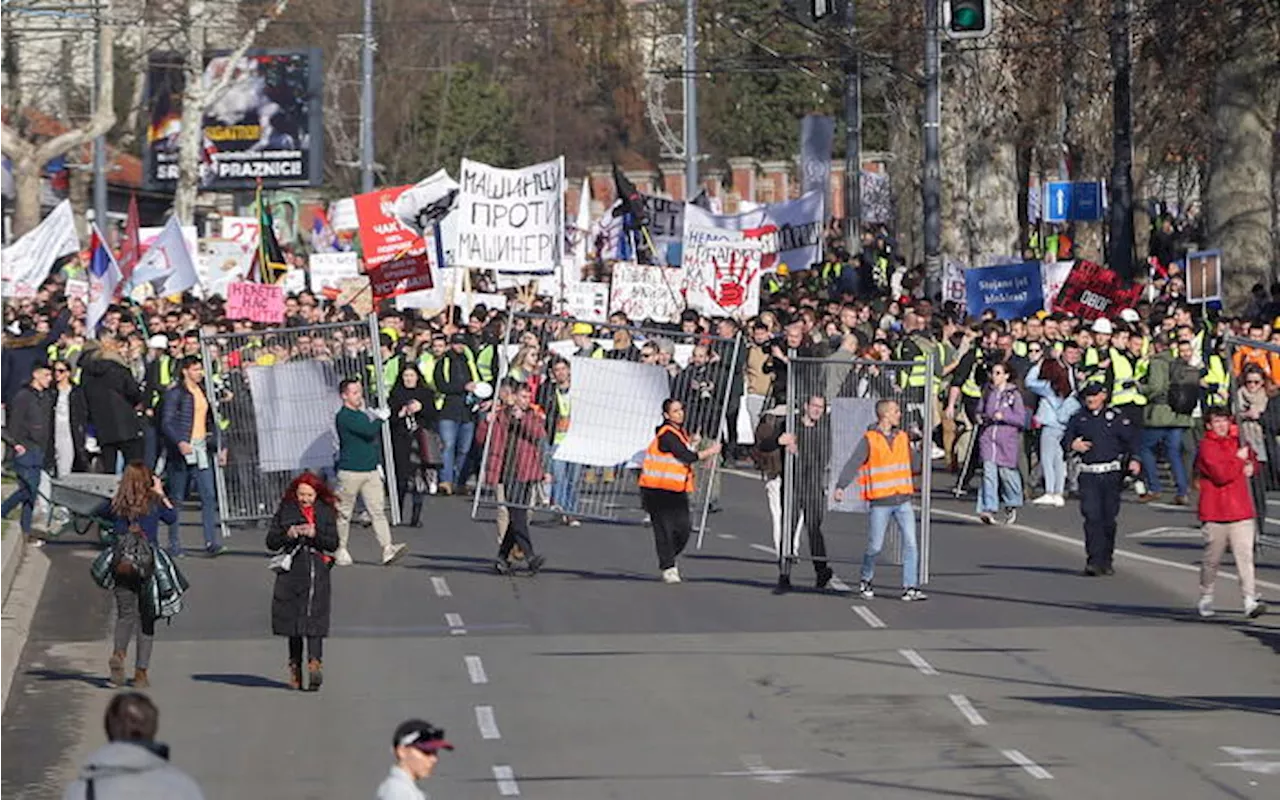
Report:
431,576,452,597
475,705,501,739
464,655,488,684
715,754,805,784
851,605,887,629
748,543,776,556
949,694,988,726
445,613,466,635
1002,749,1053,780
899,648,938,676
492,765,520,795
717,533,738,540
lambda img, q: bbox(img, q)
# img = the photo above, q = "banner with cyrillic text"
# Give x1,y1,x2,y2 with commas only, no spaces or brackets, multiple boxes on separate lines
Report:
456,156,564,272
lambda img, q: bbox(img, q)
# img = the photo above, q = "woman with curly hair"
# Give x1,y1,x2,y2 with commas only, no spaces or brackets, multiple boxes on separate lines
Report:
266,472,340,691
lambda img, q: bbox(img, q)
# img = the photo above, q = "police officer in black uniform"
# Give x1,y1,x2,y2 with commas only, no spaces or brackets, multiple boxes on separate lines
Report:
1062,383,1141,576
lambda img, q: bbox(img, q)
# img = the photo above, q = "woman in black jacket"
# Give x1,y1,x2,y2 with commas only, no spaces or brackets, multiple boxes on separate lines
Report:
80,338,145,469
265,472,339,692
389,365,435,526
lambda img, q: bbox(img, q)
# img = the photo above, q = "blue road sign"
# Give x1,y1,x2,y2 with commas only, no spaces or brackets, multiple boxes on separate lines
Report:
1043,181,1104,223
1044,182,1071,223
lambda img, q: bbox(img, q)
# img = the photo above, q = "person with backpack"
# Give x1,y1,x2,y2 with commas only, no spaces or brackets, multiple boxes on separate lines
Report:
104,463,177,688
1138,335,1197,504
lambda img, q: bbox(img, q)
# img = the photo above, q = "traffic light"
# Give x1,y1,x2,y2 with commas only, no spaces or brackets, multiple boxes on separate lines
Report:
944,0,992,39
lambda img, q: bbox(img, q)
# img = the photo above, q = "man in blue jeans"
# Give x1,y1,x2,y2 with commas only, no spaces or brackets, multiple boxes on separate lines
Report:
2,364,55,542
433,334,479,495
161,356,224,556
834,399,927,602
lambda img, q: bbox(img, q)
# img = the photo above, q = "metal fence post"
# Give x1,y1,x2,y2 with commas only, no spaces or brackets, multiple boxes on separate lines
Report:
696,331,744,547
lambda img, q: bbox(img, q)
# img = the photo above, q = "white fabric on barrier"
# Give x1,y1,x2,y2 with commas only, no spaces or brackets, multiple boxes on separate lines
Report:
551,357,670,467
826,397,878,514
246,360,343,472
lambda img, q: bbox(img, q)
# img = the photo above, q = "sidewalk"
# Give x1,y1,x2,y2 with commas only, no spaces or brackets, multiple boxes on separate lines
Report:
2,479,52,710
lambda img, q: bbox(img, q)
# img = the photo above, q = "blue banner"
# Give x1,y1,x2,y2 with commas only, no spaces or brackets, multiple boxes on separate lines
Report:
965,261,1044,320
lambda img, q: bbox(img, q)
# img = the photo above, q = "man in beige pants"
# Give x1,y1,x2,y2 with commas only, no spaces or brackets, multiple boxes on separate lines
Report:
1194,408,1266,619
334,378,408,566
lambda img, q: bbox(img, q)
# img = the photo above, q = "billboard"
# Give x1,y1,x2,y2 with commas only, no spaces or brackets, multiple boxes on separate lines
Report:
144,49,323,190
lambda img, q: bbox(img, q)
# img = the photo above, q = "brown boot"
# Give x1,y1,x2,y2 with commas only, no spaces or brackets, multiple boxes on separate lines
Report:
287,661,302,690
132,667,149,689
306,658,323,691
108,651,126,687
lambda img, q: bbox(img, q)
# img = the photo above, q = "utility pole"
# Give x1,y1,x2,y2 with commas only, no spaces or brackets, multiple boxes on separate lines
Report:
360,0,375,193
92,10,108,230
922,0,942,298
683,0,698,195
843,0,862,254
1107,0,1134,279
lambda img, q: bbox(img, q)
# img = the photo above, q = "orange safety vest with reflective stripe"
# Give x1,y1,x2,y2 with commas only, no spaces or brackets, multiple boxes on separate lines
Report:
637,423,695,494
857,428,914,501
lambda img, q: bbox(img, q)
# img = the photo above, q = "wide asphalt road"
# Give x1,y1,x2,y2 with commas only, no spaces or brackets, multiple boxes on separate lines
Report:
3,468,1277,799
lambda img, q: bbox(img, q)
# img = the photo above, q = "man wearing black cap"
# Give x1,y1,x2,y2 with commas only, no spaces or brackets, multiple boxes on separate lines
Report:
1062,383,1141,576
377,719,453,800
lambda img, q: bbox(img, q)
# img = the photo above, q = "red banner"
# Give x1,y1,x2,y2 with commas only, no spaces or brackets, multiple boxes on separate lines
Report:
1052,260,1140,320
353,186,432,299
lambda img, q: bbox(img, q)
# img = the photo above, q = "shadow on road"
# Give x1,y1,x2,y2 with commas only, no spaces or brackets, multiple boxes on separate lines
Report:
191,672,293,690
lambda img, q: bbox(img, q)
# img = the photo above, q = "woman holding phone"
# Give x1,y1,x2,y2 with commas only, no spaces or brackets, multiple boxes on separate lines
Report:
266,472,340,691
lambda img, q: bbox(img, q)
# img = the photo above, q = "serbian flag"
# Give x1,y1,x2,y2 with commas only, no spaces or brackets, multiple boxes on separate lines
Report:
87,224,122,337
307,204,339,253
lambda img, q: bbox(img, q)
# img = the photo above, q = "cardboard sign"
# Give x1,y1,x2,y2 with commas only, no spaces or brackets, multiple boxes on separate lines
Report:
197,238,253,298
308,251,361,291
226,282,285,324
562,282,608,322
65,278,90,302
1185,250,1222,304
335,277,373,317
609,264,685,323
455,156,564,272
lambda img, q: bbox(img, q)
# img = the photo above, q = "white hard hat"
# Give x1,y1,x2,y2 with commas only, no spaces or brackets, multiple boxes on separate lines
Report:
147,334,170,349
1118,309,1140,323
472,381,494,400
1091,318,1114,335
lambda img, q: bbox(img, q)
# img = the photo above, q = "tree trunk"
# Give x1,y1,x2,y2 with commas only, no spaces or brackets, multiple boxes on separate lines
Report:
173,0,207,225
1204,16,1280,311
11,156,43,236
939,48,972,264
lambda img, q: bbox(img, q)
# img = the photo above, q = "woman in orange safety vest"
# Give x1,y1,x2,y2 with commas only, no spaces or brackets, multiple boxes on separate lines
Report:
638,398,723,584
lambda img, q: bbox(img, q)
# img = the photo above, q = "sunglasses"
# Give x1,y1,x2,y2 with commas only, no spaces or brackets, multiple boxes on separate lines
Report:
53,367,69,374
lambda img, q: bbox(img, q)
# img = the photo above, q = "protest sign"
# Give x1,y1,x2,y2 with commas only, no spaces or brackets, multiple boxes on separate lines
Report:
394,169,460,235
197,238,253,298
609,263,685,323
942,260,967,305
456,156,564,272
220,216,260,251
335,277,373,317
280,268,307,294
1,200,80,296
65,278,89,303
682,204,770,318
964,261,1044,320
329,198,358,232
768,190,824,271
562,283,609,322
1040,260,1075,312
459,291,508,321
367,252,434,301
1185,250,1222,303
226,281,286,324
308,252,361,291
1052,260,1141,320
353,185,430,269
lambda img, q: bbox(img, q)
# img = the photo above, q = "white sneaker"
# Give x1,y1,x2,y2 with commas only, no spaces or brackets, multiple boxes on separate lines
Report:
978,513,994,525
1132,480,1147,496
1003,508,1018,526
334,548,353,567
1197,594,1215,618
1051,494,1066,507
1031,494,1055,505
931,445,945,460
661,567,681,584
1244,596,1268,619
381,543,408,566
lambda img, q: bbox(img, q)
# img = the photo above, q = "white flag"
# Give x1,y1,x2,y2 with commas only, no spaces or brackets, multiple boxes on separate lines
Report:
394,169,460,235
1,200,80,297
129,217,199,297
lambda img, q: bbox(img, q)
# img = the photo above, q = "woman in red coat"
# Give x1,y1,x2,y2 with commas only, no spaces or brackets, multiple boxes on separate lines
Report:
1194,409,1267,619
477,380,548,575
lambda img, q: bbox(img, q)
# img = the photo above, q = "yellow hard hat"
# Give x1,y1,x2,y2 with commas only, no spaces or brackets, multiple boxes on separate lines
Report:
777,264,790,277
571,322,594,335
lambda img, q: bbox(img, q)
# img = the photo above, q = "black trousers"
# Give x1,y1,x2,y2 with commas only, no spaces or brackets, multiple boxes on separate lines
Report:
288,635,323,664
780,482,828,576
101,438,145,472
642,487,691,571
1079,471,1122,568
497,481,536,560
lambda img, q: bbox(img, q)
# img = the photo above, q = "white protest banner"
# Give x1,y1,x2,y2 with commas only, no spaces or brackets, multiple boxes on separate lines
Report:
682,203,771,319
1185,250,1222,304
1,200,80,296
245,360,343,472
608,263,685,323
308,252,361,292
220,216,260,251
280,268,307,294
456,156,564,272
328,198,358,232
641,193,685,266
563,283,609,322
65,277,89,303
197,239,253,298
1040,260,1074,312
768,190,824,272
552,358,671,467
943,260,967,305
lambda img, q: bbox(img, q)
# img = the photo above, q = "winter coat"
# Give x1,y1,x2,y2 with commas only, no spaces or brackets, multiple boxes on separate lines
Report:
1141,351,1196,428
265,500,339,638
977,384,1026,468
478,406,547,486
1025,365,1081,430
90,543,189,620
1,310,68,405
80,351,145,445
1195,429,1256,524
61,741,205,800
160,382,220,456
2,383,54,452
389,382,436,482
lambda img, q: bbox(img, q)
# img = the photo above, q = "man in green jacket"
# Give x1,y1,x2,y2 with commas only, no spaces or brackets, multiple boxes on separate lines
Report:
333,378,408,567
1137,336,1197,504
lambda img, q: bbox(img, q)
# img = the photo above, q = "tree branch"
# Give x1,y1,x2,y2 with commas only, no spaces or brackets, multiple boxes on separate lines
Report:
202,0,292,110
33,26,116,163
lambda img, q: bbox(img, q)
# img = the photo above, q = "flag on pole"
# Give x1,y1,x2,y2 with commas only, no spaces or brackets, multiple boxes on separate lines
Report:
118,193,142,282
0,199,80,296
128,217,199,297
255,180,288,282
308,205,339,253
87,223,122,337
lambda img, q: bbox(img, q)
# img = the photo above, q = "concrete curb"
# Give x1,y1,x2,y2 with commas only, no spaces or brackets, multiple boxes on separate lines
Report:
2,540,50,712
1,524,24,604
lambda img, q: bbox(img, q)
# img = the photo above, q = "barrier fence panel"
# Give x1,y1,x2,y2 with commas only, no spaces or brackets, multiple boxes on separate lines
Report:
780,353,935,585
1223,335,1278,554
200,315,400,538
470,312,741,537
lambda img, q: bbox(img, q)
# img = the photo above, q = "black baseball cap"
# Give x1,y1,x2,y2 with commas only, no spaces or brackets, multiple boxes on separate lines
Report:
1080,383,1106,398
393,719,454,753
449,333,468,345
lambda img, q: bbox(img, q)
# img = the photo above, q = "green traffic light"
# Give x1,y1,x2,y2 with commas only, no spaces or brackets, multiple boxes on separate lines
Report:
954,8,980,28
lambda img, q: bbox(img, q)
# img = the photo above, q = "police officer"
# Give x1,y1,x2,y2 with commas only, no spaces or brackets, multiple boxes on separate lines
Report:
1062,383,1141,576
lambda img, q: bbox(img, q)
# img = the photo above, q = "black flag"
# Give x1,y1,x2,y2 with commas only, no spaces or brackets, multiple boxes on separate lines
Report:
611,163,655,264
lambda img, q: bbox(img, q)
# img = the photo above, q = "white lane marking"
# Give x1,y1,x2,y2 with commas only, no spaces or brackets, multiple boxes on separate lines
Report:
717,533,738,540
431,576,452,597
749,543,777,555
716,755,805,784
1215,747,1280,775
1002,749,1053,780
445,613,466,635
475,705,501,739
851,605,887,629
949,694,988,726
464,655,488,684
899,648,939,676
828,576,852,593
722,468,763,480
492,765,521,795
930,507,1280,592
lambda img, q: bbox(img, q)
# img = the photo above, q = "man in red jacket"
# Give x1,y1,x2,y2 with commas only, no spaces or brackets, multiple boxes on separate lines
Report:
1194,408,1267,619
